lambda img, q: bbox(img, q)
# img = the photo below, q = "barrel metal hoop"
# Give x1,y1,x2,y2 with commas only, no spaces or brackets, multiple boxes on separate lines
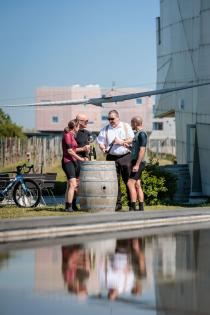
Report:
79,194,117,197
81,168,116,171
79,205,116,209
79,180,117,182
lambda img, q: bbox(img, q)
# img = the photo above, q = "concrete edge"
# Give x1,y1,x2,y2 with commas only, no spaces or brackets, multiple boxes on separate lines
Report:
1,213,210,243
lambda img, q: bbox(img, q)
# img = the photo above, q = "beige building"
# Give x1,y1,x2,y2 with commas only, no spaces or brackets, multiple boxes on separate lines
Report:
149,117,176,156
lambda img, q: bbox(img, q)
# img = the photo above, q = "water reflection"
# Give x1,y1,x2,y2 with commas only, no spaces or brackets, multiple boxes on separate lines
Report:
0,252,11,270
62,244,91,297
61,238,147,300
1,229,210,314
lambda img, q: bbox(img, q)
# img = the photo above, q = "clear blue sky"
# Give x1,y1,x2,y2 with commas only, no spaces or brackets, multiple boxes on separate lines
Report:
0,0,159,129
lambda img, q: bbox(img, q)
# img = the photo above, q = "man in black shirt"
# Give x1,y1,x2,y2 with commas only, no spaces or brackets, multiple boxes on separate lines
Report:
75,114,91,158
72,114,91,210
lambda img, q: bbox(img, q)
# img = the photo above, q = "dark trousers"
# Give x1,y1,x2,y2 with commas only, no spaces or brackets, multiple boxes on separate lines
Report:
106,153,131,206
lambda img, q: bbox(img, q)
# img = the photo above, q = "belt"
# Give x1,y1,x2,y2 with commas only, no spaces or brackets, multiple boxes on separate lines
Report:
107,152,130,159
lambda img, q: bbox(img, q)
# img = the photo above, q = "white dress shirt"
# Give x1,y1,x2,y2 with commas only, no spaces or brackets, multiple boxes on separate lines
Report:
97,122,134,156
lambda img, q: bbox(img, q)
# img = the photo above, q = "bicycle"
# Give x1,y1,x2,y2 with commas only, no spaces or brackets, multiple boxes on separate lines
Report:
0,164,41,208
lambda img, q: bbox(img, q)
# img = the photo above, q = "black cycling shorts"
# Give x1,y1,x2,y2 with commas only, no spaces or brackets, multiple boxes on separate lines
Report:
62,160,80,180
129,160,146,180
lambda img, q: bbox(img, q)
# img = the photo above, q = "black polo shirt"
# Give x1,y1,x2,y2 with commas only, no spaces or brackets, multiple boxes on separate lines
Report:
75,129,91,157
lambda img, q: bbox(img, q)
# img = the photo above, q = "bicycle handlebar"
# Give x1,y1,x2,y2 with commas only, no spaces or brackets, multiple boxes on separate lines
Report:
16,164,34,174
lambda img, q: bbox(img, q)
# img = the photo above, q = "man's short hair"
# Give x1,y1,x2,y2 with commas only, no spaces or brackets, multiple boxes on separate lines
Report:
108,110,119,117
131,116,143,125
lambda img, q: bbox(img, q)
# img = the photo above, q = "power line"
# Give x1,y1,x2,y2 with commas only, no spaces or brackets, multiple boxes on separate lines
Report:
0,82,158,103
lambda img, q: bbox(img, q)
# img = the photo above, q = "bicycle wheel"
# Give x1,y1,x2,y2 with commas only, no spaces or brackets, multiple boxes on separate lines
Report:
13,179,41,208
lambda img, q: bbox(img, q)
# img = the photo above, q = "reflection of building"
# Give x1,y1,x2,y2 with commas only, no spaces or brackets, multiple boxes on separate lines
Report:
154,236,176,278
155,230,210,315
35,246,65,293
155,0,210,196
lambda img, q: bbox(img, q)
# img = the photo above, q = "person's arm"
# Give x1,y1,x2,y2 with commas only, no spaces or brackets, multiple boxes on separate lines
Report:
114,137,132,148
97,128,107,153
67,148,86,161
132,132,147,172
76,145,90,153
132,147,146,172
125,123,134,146
64,132,86,162
114,123,134,146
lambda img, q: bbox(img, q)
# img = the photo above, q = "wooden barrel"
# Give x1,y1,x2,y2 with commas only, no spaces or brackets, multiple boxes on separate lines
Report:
160,164,191,202
78,161,118,212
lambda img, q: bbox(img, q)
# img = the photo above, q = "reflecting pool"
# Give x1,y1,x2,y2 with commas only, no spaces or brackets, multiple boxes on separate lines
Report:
1,227,210,314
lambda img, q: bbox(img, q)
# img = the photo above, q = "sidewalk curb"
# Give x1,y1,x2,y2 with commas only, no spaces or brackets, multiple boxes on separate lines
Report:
1,211,210,242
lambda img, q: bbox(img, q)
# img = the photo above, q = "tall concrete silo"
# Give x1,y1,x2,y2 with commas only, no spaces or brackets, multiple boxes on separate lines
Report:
155,0,210,197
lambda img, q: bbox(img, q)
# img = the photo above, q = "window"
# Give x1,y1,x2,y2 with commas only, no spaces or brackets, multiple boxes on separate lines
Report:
101,115,108,121
150,139,159,147
52,116,59,123
156,17,161,45
153,122,163,130
153,105,156,115
170,139,176,146
136,98,142,105
41,100,51,103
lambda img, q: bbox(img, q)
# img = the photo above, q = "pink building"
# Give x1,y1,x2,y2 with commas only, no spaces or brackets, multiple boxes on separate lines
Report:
36,85,102,133
35,85,153,133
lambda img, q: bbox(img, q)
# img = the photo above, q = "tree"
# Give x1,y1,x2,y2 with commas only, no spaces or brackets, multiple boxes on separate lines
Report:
0,109,25,138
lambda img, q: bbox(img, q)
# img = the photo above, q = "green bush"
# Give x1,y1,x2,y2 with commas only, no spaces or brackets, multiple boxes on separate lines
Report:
120,178,128,206
121,163,177,206
142,164,177,205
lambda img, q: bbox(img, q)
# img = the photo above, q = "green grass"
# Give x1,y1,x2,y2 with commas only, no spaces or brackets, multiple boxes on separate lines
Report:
1,203,210,219
0,204,90,219
0,161,26,173
0,161,68,219
1,161,210,219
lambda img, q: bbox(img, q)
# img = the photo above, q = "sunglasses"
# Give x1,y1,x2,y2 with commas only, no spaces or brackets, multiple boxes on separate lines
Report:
108,118,115,121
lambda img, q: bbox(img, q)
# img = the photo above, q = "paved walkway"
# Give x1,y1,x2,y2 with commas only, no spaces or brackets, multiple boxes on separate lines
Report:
1,207,210,243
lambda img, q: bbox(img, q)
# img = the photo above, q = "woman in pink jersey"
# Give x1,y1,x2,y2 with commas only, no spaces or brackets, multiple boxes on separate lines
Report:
62,119,87,212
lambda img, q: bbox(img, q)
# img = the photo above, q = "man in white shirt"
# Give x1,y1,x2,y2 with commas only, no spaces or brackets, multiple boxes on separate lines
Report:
97,110,134,210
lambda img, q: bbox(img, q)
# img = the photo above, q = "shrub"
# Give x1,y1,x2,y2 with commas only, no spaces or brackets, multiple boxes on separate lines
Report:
142,164,177,205
121,163,177,206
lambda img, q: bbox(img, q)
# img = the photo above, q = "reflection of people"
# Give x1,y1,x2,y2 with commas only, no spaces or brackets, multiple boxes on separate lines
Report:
61,237,147,300
62,245,90,298
99,251,135,300
127,116,147,211
98,239,135,300
106,238,147,299
97,110,134,211
131,238,147,296
62,120,87,212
